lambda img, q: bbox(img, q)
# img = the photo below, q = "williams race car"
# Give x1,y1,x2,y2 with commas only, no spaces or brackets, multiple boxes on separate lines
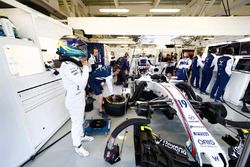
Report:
104,74,249,167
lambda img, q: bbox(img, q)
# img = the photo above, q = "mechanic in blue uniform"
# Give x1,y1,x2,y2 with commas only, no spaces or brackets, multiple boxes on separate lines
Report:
58,35,94,157
176,52,192,81
138,53,150,73
190,49,203,88
116,52,129,85
210,47,234,103
88,65,121,117
200,47,217,94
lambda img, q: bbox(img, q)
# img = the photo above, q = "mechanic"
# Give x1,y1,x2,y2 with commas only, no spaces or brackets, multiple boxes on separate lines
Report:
190,49,203,88
176,52,192,81
110,51,116,67
161,56,176,78
88,47,102,73
88,65,121,118
58,35,94,157
210,47,234,103
200,47,217,94
138,53,152,73
116,52,129,85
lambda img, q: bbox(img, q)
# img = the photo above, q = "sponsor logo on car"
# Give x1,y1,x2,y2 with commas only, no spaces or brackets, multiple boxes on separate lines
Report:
198,139,215,146
187,115,199,123
212,156,220,161
193,132,209,136
190,125,204,128
188,120,199,123
188,115,195,120
155,138,187,157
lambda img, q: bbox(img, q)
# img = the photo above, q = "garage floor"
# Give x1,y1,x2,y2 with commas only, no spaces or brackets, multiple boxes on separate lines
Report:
24,84,250,167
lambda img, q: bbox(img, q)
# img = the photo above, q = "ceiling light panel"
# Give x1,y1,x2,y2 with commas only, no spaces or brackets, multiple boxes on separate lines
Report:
149,9,180,13
116,36,129,39
99,9,129,13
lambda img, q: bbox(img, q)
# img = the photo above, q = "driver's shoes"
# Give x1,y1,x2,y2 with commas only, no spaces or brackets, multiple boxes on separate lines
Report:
75,145,89,157
81,135,94,142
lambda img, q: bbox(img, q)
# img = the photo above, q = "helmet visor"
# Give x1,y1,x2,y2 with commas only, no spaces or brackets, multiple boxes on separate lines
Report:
76,44,87,57
77,44,87,51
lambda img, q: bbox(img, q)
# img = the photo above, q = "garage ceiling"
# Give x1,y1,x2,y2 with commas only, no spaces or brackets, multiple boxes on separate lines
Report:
83,0,250,17
16,0,250,18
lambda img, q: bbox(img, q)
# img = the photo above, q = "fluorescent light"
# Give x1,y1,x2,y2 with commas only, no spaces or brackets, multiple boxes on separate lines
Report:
91,38,135,44
120,44,128,47
149,9,180,13
175,44,182,47
99,9,129,13
117,36,129,39
204,37,214,40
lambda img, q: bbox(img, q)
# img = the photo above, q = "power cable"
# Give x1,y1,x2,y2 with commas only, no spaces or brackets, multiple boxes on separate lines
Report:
119,129,128,157
21,130,71,166
220,90,250,120
223,101,250,120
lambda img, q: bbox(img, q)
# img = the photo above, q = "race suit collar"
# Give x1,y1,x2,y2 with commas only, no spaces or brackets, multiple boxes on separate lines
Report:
59,55,83,67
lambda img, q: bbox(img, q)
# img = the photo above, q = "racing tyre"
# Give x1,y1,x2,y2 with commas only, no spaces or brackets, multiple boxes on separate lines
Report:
104,95,126,116
85,97,95,112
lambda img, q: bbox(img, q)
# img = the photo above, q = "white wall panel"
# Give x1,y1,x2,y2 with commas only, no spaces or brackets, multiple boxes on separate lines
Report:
68,17,250,35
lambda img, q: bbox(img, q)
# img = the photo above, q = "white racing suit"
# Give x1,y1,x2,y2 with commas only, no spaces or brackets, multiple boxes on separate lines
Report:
60,61,89,147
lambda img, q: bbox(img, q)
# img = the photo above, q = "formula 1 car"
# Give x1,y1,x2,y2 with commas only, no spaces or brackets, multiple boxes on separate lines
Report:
104,74,250,167
105,74,228,167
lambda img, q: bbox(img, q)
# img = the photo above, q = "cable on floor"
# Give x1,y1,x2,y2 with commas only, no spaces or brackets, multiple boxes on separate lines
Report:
21,130,71,166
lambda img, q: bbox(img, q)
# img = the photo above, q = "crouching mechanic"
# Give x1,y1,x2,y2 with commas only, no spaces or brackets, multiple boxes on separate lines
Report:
57,35,94,157
88,65,121,118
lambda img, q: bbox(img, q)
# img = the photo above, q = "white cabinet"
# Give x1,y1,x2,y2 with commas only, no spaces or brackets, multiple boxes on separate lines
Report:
224,71,250,106
0,2,72,167
0,37,70,167
21,86,67,149
16,77,67,149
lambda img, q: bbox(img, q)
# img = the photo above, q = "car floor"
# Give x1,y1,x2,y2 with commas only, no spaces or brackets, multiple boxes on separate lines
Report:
24,84,250,167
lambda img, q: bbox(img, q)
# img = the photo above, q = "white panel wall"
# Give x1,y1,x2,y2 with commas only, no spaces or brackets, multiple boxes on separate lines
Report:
35,16,72,62
1,9,38,43
68,17,250,35
1,8,72,63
